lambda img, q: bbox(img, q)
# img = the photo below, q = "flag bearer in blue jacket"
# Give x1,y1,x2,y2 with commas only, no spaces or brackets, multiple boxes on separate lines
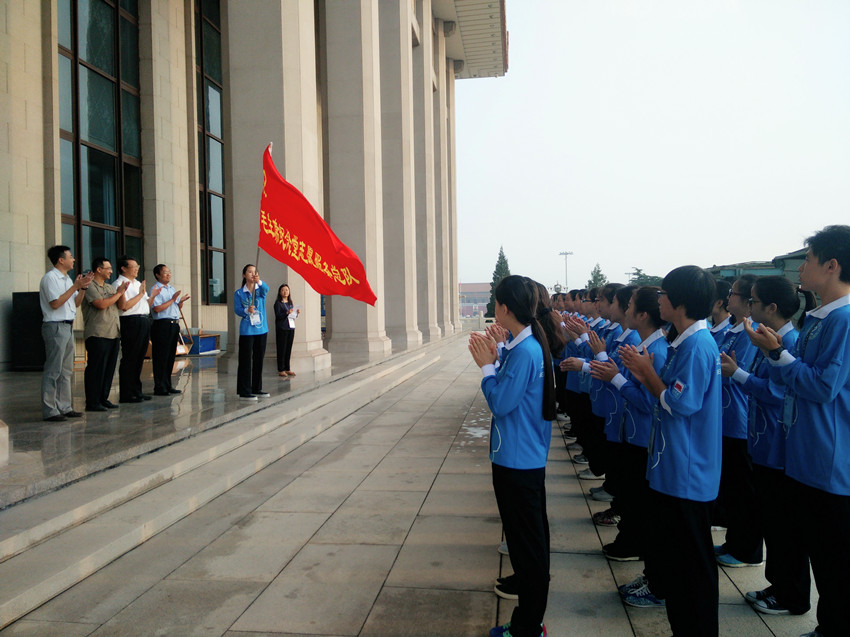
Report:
620,265,722,637
715,274,763,567
723,275,814,616
469,275,557,637
746,225,850,637
233,264,270,400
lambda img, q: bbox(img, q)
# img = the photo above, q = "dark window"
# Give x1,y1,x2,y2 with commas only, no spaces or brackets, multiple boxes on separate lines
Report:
58,0,142,279
197,0,226,304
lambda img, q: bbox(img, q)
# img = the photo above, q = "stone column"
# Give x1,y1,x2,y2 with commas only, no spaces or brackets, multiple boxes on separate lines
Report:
322,0,391,357
433,19,452,336
412,0,441,342
378,0,421,349
447,58,460,331
227,0,331,372
142,0,194,326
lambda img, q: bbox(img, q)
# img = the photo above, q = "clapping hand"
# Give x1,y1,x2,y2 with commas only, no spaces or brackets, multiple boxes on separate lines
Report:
619,344,655,384
559,357,584,373
589,359,618,382
486,323,508,345
719,350,738,377
744,317,780,353
564,315,588,336
469,331,498,367
75,271,95,289
588,330,606,355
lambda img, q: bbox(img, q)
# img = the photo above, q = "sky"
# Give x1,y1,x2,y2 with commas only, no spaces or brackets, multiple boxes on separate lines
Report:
454,0,850,290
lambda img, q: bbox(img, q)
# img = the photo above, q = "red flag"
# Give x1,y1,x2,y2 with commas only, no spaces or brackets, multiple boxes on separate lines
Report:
257,145,377,306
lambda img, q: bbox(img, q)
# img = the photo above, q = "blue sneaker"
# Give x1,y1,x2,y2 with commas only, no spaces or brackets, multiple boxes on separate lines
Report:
618,574,647,596
622,582,666,608
716,552,763,568
489,622,548,637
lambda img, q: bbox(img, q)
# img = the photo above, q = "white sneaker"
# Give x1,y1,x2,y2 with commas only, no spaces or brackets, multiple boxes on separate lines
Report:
255,391,271,398
578,468,604,480
239,394,258,401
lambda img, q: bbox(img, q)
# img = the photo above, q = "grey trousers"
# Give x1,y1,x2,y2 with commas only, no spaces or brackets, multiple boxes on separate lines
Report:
41,322,75,418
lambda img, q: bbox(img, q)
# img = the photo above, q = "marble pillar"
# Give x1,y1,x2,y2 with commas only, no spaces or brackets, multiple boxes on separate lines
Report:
412,0,441,342
322,0,391,357
227,0,331,372
447,59,460,331
433,19,453,336
378,0,422,349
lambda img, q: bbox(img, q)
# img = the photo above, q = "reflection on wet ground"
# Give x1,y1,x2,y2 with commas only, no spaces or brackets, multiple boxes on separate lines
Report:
0,354,332,508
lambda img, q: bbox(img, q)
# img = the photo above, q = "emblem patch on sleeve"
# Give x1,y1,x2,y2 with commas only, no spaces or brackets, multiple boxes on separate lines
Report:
670,379,685,398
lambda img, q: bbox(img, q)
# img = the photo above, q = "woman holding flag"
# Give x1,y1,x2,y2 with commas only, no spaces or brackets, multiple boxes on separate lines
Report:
234,264,270,400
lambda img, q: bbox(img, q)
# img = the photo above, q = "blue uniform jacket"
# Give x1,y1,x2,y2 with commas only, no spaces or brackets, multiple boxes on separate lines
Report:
776,297,850,495
577,318,608,395
740,324,798,470
590,322,623,418
234,281,270,336
648,322,722,502
619,330,669,449
719,324,758,439
482,328,551,470
600,328,641,441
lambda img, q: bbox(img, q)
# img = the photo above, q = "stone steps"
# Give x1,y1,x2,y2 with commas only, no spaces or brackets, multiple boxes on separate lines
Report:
0,348,441,629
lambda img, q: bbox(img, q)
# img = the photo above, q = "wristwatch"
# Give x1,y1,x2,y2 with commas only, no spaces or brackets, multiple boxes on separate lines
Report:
767,346,785,361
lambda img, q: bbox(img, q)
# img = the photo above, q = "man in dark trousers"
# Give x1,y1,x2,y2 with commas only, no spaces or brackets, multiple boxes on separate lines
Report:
149,263,189,396
115,255,155,403
82,257,127,412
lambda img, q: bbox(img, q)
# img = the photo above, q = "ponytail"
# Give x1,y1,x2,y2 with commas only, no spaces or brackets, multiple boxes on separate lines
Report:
797,288,817,329
530,315,558,422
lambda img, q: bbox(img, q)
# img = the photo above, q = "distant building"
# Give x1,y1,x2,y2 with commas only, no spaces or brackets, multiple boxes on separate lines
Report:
459,282,490,317
707,247,807,286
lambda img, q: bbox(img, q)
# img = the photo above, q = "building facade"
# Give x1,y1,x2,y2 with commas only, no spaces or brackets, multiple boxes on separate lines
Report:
0,0,508,370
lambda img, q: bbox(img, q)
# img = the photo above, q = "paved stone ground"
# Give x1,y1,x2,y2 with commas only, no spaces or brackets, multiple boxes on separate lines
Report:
0,338,820,636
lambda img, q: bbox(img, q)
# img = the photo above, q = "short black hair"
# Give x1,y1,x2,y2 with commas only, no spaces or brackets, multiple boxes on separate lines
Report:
615,284,637,313
153,263,167,279
663,265,716,320
92,256,110,272
714,279,731,311
117,254,137,273
806,225,850,283
600,283,624,304
47,245,71,266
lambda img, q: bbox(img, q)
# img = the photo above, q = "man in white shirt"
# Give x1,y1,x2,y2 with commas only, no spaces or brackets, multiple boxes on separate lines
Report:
115,255,155,403
39,245,94,421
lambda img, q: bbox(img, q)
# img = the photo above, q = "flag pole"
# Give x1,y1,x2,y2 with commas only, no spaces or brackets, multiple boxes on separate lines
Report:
253,142,272,308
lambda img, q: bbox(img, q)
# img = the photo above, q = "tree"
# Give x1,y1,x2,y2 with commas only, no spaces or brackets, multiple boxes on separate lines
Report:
486,246,511,317
586,263,608,289
628,267,663,286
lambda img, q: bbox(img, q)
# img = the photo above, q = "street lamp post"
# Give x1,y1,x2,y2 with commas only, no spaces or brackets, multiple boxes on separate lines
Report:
559,251,573,290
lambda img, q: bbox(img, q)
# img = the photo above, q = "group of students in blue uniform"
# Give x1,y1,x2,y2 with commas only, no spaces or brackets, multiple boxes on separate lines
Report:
469,225,850,637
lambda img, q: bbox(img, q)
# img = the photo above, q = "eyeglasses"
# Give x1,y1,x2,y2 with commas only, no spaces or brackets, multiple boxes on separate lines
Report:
656,290,668,297
748,298,761,305
728,291,748,298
